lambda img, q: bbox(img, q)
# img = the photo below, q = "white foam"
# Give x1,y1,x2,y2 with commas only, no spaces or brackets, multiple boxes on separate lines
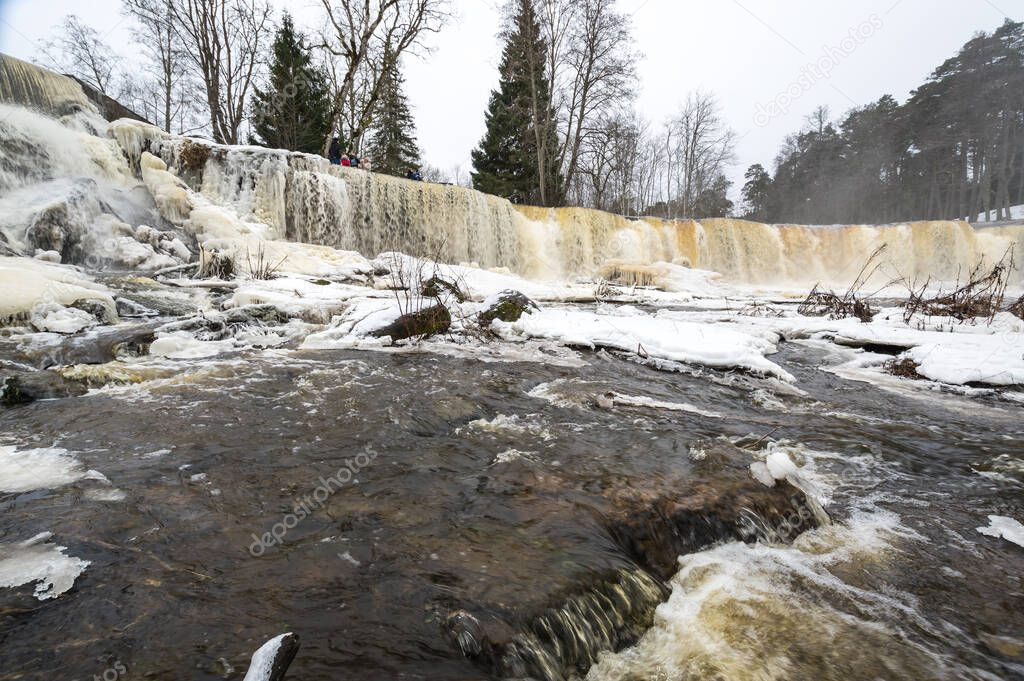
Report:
587,509,944,681
492,449,533,464
460,413,553,440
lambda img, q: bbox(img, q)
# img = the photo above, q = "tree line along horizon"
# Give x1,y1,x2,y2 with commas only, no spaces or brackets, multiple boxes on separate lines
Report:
39,0,1024,224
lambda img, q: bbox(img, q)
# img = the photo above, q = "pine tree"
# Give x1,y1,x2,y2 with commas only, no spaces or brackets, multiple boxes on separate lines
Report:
251,14,333,155
741,164,772,221
472,0,561,206
366,56,421,177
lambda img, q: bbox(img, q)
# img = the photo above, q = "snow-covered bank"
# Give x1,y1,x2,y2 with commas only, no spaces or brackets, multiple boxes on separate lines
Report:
495,307,793,381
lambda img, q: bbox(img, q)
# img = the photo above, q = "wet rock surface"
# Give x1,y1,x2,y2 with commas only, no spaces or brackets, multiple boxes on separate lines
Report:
370,304,452,341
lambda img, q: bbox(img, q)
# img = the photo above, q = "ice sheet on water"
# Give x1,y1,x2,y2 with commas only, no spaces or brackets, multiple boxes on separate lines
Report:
0,256,116,321
0,445,108,493
976,515,1024,548
0,532,90,600
242,633,294,681
495,306,794,381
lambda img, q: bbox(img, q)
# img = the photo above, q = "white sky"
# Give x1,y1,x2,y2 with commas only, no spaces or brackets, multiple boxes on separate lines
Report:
1,0,1020,193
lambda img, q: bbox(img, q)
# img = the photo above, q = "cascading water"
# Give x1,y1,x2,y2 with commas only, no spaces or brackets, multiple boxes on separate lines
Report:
113,118,1024,286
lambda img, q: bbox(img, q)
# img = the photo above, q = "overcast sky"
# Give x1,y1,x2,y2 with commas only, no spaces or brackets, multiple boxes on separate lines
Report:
1,0,1020,192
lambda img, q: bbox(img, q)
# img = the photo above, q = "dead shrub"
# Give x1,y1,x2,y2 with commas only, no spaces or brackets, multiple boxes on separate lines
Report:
246,244,287,281
799,246,888,322
1009,294,1024,320
179,139,212,173
902,248,1015,325
885,357,923,379
197,246,235,280
739,302,784,318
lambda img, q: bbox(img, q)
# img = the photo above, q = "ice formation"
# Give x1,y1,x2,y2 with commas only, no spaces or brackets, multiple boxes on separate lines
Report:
0,532,90,600
0,445,108,493
976,515,1024,548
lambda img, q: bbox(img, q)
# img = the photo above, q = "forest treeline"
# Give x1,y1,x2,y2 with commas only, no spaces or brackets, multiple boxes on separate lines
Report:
744,19,1024,224
37,1,1023,222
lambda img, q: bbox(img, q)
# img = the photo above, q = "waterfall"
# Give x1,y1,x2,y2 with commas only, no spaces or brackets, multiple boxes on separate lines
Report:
0,53,108,133
116,122,1019,284
0,51,1020,287
113,121,1022,286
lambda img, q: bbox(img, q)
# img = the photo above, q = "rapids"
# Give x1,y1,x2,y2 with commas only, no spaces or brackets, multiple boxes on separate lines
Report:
1,346,1022,680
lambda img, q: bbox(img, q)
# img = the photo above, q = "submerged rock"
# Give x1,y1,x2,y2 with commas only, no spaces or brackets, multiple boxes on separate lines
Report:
1,371,88,405
370,304,452,342
478,290,539,325
442,442,829,681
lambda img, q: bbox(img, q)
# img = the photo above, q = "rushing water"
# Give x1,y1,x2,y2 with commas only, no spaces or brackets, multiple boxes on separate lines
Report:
1,330,1022,680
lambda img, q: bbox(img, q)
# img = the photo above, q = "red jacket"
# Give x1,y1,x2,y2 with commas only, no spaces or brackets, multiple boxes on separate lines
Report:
341,157,351,167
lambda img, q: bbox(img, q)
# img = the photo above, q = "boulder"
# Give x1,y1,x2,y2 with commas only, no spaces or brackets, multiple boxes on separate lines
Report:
224,305,291,326
1,371,88,406
442,441,830,681
421,276,467,303
370,305,451,342
478,291,539,326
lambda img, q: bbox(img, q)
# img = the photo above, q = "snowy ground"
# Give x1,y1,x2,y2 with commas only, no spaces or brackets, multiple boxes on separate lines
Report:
976,204,1024,223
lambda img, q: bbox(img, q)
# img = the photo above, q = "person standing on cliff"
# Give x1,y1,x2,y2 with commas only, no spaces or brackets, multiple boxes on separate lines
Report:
328,137,342,165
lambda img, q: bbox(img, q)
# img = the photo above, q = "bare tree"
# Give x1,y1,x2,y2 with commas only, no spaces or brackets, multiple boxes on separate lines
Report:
122,0,196,133
316,0,451,155
39,16,123,99
165,0,273,144
667,91,736,217
553,0,637,203
805,104,831,136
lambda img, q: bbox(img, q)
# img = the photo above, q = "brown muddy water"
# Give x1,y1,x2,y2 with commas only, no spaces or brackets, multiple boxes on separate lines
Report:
1,339,1023,681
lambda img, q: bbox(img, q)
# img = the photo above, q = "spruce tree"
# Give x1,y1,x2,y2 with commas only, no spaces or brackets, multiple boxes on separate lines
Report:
366,57,422,177
251,14,333,155
741,164,772,221
472,0,561,205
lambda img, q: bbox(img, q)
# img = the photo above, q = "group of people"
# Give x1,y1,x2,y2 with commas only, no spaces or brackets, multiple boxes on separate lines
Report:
328,137,370,170
327,136,424,181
